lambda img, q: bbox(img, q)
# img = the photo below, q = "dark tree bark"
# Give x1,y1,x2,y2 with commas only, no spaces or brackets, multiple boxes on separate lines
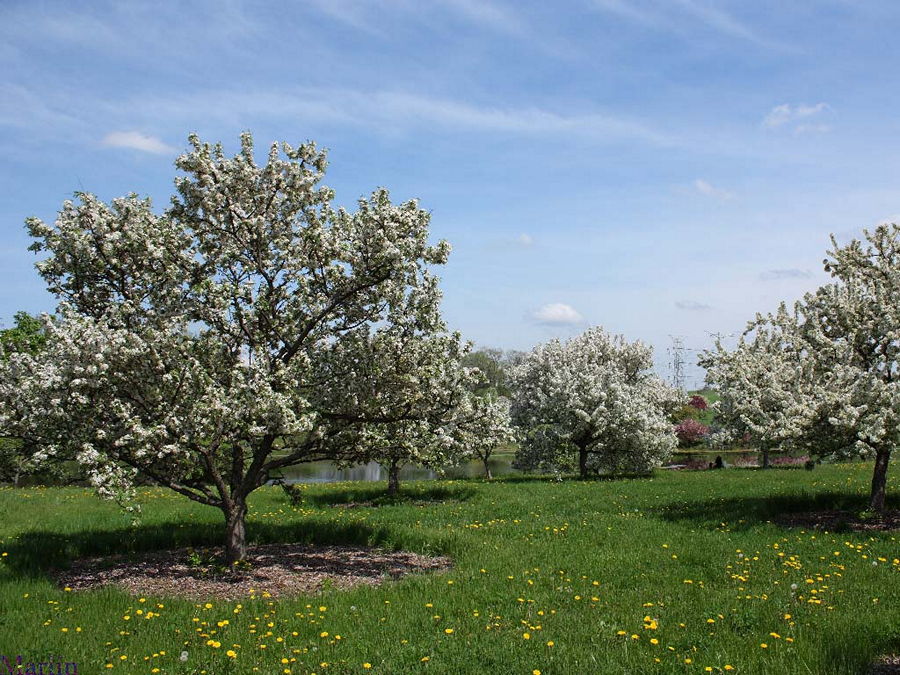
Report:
761,449,770,469
386,460,401,496
482,456,493,480
578,444,589,479
224,500,248,565
870,448,891,512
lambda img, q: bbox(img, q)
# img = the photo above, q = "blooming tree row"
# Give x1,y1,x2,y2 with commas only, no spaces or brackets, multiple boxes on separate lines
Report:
0,133,511,561
701,224,900,510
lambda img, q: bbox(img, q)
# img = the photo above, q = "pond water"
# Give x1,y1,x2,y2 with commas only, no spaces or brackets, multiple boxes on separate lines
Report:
273,455,519,484
272,449,759,484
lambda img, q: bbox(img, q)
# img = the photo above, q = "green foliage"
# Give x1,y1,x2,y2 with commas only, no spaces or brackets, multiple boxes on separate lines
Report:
0,464,895,673
0,311,47,357
461,348,514,398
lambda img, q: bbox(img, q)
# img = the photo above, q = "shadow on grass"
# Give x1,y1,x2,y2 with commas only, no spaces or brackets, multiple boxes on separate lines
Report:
304,483,476,507
654,491,883,532
490,472,656,485
3,518,409,578
823,630,900,674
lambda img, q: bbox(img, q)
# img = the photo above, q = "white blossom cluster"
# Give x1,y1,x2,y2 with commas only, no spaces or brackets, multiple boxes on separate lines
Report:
701,224,900,509
0,133,472,558
511,326,679,477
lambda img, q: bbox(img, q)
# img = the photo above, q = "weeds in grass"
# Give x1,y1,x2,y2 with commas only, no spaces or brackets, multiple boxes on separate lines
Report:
0,464,896,674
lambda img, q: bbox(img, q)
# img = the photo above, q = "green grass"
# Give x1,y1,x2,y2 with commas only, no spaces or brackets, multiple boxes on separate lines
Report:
0,464,898,674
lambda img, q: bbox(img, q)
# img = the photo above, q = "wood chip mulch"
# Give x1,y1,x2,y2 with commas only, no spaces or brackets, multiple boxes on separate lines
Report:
775,510,900,532
57,543,451,600
871,655,900,674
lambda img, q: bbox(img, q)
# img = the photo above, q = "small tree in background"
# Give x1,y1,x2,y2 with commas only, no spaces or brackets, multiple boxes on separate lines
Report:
0,312,48,485
700,310,806,468
674,418,709,447
688,395,708,411
457,395,517,479
512,326,678,478
338,334,517,491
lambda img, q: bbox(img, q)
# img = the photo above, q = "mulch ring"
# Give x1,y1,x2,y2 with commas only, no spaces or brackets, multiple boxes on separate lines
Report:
871,655,900,674
775,510,900,532
57,543,451,600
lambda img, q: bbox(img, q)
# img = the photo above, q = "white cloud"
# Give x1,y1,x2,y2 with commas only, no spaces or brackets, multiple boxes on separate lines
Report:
531,303,584,325
101,131,175,155
693,178,734,200
675,300,712,311
763,103,830,129
517,233,533,246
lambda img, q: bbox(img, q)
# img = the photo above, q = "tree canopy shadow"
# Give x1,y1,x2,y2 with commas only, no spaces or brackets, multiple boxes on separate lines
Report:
303,482,475,507
3,517,419,579
654,490,887,532
489,471,655,485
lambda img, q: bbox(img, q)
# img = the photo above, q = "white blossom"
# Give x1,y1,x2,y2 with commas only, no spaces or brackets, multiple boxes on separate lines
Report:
701,224,900,510
511,326,678,477
0,132,455,560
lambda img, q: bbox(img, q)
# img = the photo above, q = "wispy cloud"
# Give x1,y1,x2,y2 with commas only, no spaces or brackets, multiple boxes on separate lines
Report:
591,0,772,47
693,178,734,200
0,81,677,153
101,131,175,155
759,268,812,281
133,88,676,146
675,300,712,311
672,0,762,44
305,0,528,39
437,0,526,35
531,303,584,325
763,102,830,129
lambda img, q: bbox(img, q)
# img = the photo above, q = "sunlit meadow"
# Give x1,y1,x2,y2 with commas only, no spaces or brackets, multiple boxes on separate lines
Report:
0,464,897,674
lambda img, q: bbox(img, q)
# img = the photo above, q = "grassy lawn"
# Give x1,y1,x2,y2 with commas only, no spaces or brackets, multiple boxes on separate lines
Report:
0,464,897,674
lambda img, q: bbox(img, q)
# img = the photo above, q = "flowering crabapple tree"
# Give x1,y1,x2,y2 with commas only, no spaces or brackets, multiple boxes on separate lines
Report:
511,326,679,478
320,325,514,493
702,224,900,510
0,312,49,485
0,133,457,562
699,308,813,468
463,396,517,479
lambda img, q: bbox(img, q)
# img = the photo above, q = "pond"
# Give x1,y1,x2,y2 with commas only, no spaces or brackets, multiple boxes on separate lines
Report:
273,454,520,484
271,449,760,484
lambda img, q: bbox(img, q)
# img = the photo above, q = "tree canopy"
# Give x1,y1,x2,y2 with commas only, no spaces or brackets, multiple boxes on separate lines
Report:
702,224,900,510
0,133,462,560
511,326,678,478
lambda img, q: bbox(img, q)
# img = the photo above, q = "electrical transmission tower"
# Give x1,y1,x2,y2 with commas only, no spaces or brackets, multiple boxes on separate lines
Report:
668,335,686,392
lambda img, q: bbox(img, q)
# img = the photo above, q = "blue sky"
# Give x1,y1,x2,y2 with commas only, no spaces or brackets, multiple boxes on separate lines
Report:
3,0,900,387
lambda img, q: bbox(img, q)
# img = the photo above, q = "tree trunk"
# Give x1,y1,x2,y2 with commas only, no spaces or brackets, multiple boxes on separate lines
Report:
578,446,589,479
761,449,770,469
482,457,493,480
386,461,401,496
870,449,891,512
224,502,248,564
